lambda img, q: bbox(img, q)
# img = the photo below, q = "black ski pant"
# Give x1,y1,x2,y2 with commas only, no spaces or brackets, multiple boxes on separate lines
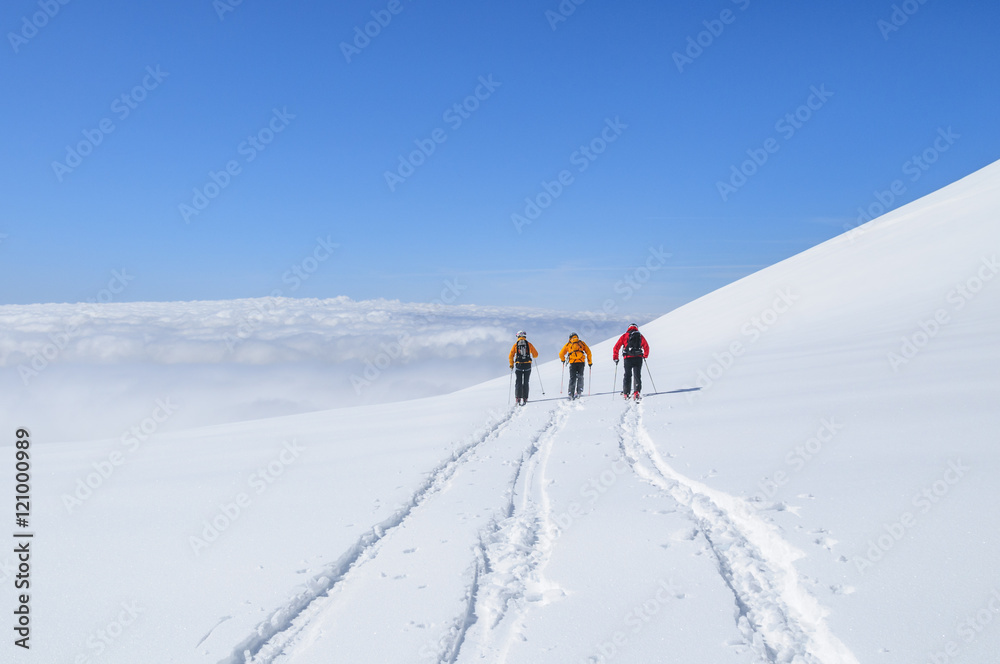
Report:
567,362,585,396
514,363,532,400
623,356,643,394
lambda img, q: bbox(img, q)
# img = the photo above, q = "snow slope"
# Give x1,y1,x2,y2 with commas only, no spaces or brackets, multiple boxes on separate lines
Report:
3,160,1000,664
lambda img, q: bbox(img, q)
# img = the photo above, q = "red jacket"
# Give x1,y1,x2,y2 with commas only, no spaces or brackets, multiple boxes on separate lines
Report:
613,330,649,360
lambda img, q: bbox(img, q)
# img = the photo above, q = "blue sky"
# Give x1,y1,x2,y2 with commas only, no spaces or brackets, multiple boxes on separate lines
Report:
2,0,998,314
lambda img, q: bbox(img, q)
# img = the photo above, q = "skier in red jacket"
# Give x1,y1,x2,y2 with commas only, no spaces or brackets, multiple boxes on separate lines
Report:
612,323,649,399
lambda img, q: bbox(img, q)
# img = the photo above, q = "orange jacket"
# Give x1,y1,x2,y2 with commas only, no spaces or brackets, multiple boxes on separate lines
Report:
559,336,592,365
509,339,539,367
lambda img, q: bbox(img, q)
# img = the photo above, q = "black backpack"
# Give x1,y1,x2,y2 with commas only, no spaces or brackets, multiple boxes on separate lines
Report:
625,330,643,356
516,338,530,361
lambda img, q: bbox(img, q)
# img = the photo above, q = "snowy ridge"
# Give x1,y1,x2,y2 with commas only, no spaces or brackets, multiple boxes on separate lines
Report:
218,406,521,664
618,403,860,664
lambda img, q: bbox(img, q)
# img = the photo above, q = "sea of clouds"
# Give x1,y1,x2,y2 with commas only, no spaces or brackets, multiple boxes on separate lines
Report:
0,296,644,442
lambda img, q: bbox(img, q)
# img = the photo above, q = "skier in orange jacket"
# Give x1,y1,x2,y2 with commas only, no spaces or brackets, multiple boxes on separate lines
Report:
559,333,592,400
508,330,539,405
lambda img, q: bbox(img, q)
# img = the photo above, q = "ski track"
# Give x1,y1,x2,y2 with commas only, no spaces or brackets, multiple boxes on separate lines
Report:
434,543,485,664
219,394,861,664
217,406,525,664
197,616,233,649
433,404,571,664
618,402,860,664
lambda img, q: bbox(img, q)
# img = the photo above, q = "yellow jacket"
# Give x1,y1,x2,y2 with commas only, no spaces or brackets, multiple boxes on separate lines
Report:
559,335,592,365
509,339,539,367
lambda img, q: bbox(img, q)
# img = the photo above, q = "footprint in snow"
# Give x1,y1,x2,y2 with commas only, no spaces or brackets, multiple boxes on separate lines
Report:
403,548,417,554
753,500,788,512
670,527,699,541
830,584,856,595
814,537,839,550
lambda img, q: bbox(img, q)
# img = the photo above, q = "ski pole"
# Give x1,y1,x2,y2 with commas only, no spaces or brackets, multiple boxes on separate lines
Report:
535,361,545,395
508,367,514,405
644,358,658,393
611,360,618,399
588,364,592,396
560,361,565,394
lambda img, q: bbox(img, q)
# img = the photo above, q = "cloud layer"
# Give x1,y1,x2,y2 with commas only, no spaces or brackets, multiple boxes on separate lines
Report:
1,297,644,442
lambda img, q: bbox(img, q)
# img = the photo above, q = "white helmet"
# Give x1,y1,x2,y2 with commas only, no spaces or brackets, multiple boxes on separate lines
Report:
516,330,527,338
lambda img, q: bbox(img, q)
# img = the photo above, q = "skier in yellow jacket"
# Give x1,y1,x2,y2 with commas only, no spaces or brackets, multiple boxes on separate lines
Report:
558,333,592,400
508,330,539,406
